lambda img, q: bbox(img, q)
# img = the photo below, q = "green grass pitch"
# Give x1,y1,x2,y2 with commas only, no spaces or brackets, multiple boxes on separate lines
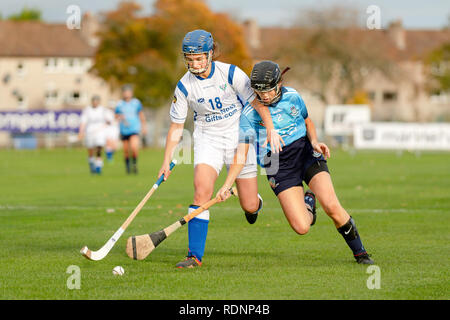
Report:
0,148,448,299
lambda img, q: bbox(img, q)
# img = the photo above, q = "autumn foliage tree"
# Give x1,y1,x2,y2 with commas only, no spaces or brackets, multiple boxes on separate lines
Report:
92,0,252,107
426,43,450,94
278,5,395,105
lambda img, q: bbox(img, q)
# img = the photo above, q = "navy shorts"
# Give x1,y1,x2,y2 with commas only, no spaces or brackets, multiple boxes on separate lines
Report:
264,137,329,196
120,133,139,141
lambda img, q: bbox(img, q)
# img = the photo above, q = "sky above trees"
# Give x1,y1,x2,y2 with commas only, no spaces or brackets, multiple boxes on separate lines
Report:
0,0,449,29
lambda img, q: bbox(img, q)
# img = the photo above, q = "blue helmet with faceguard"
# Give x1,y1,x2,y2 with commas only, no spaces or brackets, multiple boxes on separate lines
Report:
182,30,214,74
182,30,214,54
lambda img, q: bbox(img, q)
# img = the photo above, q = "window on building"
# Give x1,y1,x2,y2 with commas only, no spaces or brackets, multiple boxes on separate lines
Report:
44,58,59,72
430,89,450,104
66,91,84,105
45,90,59,105
367,91,376,101
67,58,83,72
383,91,397,102
17,62,25,76
3,73,11,84
16,94,27,110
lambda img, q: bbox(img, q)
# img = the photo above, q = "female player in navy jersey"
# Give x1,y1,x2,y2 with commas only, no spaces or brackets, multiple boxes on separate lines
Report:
217,61,374,265
158,30,285,268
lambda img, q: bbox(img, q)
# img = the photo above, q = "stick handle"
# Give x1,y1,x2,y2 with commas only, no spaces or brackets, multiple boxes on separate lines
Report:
182,187,238,224
154,187,237,244
121,159,177,230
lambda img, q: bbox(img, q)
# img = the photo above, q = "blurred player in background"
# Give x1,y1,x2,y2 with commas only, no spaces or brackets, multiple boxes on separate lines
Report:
78,95,113,174
217,61,374,265
104,105,119,163
158,30,285,268
115,85,147,174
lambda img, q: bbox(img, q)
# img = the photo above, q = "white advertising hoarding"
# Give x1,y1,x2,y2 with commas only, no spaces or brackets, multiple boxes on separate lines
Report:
324,105,371,136
354,122,450,150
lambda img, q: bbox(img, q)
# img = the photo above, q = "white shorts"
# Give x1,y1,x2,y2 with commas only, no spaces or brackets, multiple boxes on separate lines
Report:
85,133,106,149
193,141,257,179
105,124,119,141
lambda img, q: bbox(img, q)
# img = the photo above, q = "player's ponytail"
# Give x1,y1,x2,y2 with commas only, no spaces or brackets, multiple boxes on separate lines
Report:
212,42,221,61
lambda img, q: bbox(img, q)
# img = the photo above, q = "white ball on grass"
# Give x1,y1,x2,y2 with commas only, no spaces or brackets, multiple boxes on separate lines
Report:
112,266,125,276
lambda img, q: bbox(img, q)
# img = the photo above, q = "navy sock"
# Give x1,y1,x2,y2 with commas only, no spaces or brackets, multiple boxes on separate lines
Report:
132,156,137,173
125,157,130,173
337,217,367,256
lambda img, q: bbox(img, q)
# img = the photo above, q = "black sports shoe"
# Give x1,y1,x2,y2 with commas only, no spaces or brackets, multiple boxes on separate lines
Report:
355,253,375,265
175,256,202,268
245,194,263,224
304,190,317,226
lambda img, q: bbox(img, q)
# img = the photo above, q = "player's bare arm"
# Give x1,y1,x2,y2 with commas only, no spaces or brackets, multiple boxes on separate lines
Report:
251,99,285,153
216,143,249,201
139,111,147,135
305,117,330,159
78,122,85,141
159,122,184,180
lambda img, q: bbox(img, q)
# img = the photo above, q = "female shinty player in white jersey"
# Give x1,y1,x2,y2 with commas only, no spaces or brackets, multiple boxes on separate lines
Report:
158,30,285,268
78,95,113,174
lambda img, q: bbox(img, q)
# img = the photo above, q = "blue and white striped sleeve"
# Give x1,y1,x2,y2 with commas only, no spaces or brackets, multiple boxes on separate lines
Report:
169,81,189,124
228,65,256,104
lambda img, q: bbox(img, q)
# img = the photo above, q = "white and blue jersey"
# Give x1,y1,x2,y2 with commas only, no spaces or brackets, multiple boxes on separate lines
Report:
170,61,256,149
115,98,143,136
239,86,309,166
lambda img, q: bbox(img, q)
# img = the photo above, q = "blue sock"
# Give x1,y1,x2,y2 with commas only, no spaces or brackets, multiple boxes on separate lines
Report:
106,150,113,161
337,217,367,256
88,157,95,173
95,159,103,174
187,205,209,261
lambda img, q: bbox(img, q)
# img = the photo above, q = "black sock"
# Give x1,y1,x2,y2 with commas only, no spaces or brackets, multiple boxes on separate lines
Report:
125,157,130,173
337,217,367,256
132,156,137,173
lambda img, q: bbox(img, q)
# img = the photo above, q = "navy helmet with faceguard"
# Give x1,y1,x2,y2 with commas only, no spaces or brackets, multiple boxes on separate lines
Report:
182,30,214,74
250,61,284,106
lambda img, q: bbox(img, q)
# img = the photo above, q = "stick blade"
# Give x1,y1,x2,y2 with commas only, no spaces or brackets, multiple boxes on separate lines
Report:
80,245,109,261
126,234,155,260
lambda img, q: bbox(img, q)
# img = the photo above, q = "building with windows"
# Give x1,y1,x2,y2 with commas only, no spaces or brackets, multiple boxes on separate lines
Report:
244,19,450,125
0,14,119,147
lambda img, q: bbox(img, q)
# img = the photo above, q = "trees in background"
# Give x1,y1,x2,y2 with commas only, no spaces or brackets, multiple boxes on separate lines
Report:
92,0,251,107
6,7,42,21
277,6,395,105
426,43,450,95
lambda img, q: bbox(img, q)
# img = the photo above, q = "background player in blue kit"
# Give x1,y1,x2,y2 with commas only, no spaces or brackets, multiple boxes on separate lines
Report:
158,30,285,268
115,85,147,174
217,61,374,265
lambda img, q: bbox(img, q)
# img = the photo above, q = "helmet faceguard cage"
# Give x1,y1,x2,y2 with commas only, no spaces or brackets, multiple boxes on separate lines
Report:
250,61,284,106
182,30,214,74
